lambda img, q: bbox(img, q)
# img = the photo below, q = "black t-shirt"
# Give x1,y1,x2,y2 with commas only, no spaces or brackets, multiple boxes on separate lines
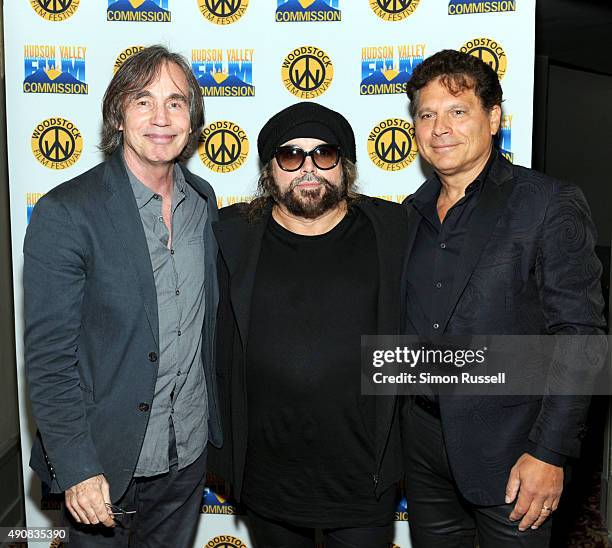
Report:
242,208,396,528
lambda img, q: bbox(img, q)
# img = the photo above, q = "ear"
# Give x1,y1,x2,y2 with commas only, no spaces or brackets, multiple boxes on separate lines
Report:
489,105,502,135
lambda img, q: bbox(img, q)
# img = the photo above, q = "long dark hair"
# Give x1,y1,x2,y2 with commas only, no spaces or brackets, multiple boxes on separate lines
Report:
100,45,203,161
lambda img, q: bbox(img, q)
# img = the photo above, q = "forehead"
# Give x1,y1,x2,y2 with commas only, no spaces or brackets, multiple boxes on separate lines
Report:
142,61,189,95
418,77,480,107
280,137,328,148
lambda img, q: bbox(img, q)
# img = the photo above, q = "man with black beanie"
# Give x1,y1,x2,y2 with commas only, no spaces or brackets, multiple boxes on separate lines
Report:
208,101,410,547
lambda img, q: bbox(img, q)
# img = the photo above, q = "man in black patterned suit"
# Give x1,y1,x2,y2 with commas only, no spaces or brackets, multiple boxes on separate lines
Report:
400,49,606,547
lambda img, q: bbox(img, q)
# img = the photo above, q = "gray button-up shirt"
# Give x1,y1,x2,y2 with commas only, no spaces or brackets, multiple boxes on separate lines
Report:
127,162,209,476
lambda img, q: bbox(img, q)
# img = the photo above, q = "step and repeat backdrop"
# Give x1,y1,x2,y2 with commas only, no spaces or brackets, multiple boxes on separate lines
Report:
5,1,533,546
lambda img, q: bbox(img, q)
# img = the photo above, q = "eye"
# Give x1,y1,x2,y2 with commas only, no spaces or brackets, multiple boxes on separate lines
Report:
420,113,434,120
452,109,466,116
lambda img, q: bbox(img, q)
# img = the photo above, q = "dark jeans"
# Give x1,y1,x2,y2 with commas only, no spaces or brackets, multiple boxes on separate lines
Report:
63,448,207,548
403,402,553,548
247,508,394,548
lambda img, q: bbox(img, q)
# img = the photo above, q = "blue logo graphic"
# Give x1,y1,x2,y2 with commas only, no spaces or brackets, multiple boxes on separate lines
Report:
448,0,516,15
192,49,255,97
498,114,513,162
276,0,341,22
107,0,171,22
23,45,87,94
361,45,425,95
201,485,244,515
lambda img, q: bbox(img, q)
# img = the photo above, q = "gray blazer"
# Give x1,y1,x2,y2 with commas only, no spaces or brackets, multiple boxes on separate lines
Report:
24,150,222,502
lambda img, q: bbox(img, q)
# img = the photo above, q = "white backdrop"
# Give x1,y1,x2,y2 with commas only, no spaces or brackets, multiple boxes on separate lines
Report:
5,1,534,546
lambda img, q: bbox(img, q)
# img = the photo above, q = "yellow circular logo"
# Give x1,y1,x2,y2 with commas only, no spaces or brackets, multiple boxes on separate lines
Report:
281,46,334,99
205,535,247,548
460,38,507,80
31,117,83,170
369,0,420,21
197,0,249,25
114,46,145,74
29,0,80,21
198,121,249,173
367,118,417,171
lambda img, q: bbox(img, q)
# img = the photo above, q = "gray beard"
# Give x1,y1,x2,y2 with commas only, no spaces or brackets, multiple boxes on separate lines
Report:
270,172,346,219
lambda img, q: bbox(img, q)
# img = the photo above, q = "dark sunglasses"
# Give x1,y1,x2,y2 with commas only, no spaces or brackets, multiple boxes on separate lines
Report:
273,144,341,172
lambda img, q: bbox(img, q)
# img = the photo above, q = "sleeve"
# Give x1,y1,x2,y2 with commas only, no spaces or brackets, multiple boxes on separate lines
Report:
527,183,607,460
24,194,104,491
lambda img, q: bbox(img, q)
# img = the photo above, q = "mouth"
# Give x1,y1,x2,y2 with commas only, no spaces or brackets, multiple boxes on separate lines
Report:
145,133,176,144
431,143,459,152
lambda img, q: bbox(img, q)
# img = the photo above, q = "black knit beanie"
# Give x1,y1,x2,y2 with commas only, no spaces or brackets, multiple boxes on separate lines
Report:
257,102,357,164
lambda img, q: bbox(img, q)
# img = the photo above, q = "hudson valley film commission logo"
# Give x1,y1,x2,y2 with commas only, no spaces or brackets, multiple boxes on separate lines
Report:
107,0,171,22
460,37,507,79
23,45,87,95
360,44,425,95
29,0,80,21
205,535,247,547
368,118,417,171
281,46,333,99
31,117,83,170
369,0,420,21
199,121,249,173
448,0,516,15
197,0,249,25
275,0,341,23
192,48,255,97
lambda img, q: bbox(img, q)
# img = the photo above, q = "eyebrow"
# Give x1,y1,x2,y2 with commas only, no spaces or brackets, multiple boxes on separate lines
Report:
417,103,470,115
130,91,188,102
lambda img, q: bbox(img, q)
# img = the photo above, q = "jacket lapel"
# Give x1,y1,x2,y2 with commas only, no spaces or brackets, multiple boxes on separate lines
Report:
441,154,515,332
213,209,268,348
103,151,159,348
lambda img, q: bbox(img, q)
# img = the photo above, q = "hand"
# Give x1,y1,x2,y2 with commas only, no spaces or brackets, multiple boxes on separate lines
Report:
505,453,563,531
65,474,115,527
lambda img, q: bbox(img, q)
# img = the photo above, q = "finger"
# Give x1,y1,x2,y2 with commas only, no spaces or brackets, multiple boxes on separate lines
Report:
518,498,546,531
99,478,115,527
530,502,553,530
505,468,521,504
70,495,92,525
551,497,560,512
64,496,82,524
509,490,533,521
78,494,101,525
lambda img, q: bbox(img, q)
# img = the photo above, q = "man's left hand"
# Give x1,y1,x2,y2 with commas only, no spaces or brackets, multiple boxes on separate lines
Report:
505,453,563,531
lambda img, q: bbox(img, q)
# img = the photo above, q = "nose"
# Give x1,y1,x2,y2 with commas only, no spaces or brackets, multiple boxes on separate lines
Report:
301,153,317,173
432,115,451,137
151,103,170,126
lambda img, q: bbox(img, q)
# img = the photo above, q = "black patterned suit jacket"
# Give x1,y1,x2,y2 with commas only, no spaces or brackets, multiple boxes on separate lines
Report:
402,152,607,506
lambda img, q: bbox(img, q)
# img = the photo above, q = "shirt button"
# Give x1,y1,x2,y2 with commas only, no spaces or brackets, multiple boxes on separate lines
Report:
436,282,442,288
171,408,175,414
148,351,158,362
158,216,163,222
440,242,447,249
178,330,182,336
138,402,150,412
170,249,175,255
153,194,160,200
433,323,440,330
175,289,180,296
177,370,182,376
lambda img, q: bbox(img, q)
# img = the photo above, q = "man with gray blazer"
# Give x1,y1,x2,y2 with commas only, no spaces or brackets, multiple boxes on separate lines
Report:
24,46,221,547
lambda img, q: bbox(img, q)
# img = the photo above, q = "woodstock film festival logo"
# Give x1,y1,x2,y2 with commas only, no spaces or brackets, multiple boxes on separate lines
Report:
368,118,418,171
275,0,341,22
29,0,80,21
114,46,145,73
448,0,516,15
460,37,507,79
31,117,83,170
198,0,249,25
199,121,249,173
205,535,247,548
369,0,420,21
23,45,87,95
281,46,334,99
192,49,255,97
107,0,171,22
361,44,425,95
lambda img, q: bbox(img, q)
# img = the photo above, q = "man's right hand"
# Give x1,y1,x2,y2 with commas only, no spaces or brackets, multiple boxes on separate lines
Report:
65,474,115,527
